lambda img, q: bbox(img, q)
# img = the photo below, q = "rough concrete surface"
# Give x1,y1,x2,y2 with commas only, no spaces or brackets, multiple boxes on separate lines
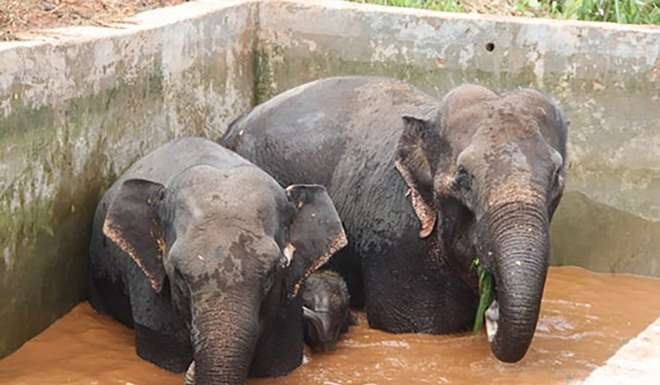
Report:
581,317,660,385
0,0,258,357
1,0,658,358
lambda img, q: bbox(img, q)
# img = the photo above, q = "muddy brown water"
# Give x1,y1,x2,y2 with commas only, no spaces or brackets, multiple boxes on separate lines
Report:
1,267,659,385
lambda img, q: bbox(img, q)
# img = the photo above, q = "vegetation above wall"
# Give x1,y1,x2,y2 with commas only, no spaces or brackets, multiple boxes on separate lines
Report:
349,0,660,25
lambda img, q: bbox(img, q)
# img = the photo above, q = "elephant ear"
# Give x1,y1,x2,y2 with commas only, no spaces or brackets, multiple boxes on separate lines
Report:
102,179,167,293
283,184,348,300
395,115,444,238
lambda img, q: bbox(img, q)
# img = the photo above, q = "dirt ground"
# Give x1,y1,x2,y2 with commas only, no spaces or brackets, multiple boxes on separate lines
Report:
461,0,524,15
0,0,564,42
0,0,187,41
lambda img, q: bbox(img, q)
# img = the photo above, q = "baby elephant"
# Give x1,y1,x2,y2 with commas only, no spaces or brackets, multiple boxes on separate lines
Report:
88,137,347,385
302,270,353,352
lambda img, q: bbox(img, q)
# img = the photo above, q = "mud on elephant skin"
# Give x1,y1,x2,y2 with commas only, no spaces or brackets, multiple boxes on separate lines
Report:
88,137,347,385
222,77,568,363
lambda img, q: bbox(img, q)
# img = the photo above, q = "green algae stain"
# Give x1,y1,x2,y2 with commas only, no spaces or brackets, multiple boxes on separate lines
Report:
0,16,256,359
253,46,280,105
0,70,169,358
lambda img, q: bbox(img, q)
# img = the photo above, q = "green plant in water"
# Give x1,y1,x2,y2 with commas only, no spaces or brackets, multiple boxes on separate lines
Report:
471,258,494,332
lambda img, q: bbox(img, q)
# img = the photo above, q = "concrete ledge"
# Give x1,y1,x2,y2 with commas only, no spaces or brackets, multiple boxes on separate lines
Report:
1,0,658,358
581,317,660,385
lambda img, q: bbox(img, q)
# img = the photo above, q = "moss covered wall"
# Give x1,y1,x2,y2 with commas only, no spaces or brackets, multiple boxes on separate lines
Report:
0,1,258,357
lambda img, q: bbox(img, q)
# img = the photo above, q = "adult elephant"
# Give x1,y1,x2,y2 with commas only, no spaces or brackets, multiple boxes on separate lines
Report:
88,137,346,384
221,77,567,363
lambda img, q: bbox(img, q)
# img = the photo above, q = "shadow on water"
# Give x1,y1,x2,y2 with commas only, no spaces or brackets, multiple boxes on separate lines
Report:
1,267,659,385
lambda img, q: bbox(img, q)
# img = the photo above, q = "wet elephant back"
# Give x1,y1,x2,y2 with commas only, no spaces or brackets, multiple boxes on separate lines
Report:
224,76,438,247
224,77,434,185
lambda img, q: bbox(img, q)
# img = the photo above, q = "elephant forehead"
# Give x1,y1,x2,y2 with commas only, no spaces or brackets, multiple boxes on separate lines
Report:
488,142,533,175
178,231,279,290
311,293,331,310
172,165,287,227
303,274,348,311
469,110,553,173
442,84,498,113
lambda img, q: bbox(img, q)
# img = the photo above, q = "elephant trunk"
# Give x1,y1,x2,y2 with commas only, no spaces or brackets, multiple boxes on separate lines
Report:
486,200,549,363
190,298,260,385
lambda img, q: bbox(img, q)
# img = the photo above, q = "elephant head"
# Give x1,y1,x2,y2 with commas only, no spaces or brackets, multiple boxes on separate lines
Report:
301,270,353,352
395,85,567,362
102,165,347,384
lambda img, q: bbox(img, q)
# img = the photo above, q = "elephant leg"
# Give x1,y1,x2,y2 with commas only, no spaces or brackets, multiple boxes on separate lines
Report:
249,295,305,378
88,276,109,315
129,278,192,373
89,274,134,328
363,250,477,334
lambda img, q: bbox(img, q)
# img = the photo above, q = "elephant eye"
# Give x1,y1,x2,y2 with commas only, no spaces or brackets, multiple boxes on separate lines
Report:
552,167,562,187
455,166,472,191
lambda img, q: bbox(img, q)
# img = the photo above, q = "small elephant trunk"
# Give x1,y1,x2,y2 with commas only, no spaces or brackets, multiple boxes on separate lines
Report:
190,299,260,385
487,200,550,363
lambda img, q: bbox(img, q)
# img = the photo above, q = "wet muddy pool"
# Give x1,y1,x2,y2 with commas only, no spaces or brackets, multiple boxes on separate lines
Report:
1,267,659,385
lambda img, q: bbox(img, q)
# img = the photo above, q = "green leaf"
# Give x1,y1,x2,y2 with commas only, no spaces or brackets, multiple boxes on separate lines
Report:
472,258,495,332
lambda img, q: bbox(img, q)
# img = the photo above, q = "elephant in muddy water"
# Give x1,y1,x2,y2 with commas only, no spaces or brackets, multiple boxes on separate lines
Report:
302,270,353,352
221,77,568,363
88,137,347,384
183,269,353,385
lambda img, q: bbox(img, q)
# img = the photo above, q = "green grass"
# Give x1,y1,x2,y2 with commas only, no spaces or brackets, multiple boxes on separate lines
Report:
350,0,660,25
471,258,494,333
560,0,660,24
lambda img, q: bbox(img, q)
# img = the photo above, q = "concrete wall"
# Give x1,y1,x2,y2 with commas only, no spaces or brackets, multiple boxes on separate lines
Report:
1,0,658,358
257,0,660,276
0,0,258,357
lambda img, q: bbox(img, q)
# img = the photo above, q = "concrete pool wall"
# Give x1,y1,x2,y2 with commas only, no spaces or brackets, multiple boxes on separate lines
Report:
0,0,258,357
1,0,658,358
